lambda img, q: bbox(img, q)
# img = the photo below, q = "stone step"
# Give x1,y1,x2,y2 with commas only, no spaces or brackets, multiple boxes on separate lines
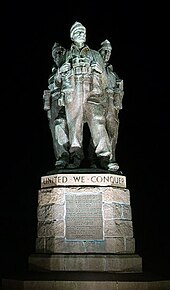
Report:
2,271,170,290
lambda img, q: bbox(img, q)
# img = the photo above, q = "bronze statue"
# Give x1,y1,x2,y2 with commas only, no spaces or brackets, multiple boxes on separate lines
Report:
43,22,124,172
43,43,70,169
59,22,112,169
99,39,124,171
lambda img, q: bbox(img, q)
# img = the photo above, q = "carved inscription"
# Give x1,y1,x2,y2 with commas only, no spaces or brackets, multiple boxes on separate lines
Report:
41,173,126,188
66,193,103,240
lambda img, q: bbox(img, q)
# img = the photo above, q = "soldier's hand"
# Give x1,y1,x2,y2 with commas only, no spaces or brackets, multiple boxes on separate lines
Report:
91,63,102,74
59,63,71,74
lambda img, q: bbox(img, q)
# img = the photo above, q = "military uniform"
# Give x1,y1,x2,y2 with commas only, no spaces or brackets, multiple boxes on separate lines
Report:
43,43,70,169
99,39,124,171
60,43,111,163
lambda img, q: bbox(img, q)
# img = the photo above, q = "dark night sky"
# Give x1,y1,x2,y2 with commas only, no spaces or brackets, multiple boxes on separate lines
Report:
1,0,169,277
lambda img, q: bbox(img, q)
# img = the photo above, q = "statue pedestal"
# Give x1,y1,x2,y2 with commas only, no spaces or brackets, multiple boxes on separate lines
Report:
29,170,142,272
4,171,170,290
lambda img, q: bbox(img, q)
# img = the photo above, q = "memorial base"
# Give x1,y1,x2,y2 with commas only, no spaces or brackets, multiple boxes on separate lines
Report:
2,172,170,289
29,171,143,273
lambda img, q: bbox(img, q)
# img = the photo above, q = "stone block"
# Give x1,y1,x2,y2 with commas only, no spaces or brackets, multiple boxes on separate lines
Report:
38,187,65,205
125,237,135,253
122,204,132,219
105,237,125,253
37,220,64,238
103,203,122,219
35,237,46,252
104,220,134,237
45,204,64,220
103,188,130,204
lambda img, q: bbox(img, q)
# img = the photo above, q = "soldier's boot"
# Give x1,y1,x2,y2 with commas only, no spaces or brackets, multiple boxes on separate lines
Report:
66,147,83,169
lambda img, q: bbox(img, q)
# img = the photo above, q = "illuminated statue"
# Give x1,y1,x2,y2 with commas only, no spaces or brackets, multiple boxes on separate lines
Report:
99,39,124,171
43,43,70,169
59,22,112,169
43,22,124,172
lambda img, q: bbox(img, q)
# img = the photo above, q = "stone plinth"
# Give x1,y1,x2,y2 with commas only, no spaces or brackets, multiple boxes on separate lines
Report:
29,254,142,272
29,171,142,272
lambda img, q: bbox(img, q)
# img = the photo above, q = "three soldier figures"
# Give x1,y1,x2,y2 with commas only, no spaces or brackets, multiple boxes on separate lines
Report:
43,22,124,172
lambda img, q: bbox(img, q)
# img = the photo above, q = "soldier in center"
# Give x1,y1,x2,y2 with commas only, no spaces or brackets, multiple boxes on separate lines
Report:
59,21,112,169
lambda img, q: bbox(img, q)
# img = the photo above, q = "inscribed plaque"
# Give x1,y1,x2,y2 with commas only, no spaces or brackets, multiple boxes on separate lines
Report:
66,193,103,240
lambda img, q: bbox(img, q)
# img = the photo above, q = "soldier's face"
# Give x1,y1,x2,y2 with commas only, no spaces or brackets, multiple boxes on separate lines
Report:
52,49,64,65
100,49,111,62
72,29,86,44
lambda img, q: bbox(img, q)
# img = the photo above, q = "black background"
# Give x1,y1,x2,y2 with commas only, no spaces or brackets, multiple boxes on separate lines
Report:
1,0,169,278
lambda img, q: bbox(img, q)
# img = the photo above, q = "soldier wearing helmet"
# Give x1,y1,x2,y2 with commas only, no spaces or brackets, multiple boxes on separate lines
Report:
59,22,112,169
99,39,124,172
43,43,70,170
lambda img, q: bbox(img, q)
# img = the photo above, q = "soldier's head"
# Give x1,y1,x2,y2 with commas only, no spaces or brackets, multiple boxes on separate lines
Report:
99,39,112,63
70,22,86,47
52,42,66,67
